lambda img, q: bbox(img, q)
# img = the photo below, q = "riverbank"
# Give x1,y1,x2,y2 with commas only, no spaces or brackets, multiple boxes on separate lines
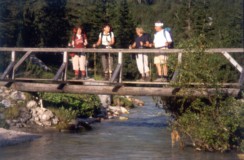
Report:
0,128,40,147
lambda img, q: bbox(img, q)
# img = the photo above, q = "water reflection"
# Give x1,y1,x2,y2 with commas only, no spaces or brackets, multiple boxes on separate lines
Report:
0,97,239,160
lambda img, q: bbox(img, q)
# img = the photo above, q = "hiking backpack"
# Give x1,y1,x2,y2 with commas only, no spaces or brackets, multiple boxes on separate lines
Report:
163,27,174,49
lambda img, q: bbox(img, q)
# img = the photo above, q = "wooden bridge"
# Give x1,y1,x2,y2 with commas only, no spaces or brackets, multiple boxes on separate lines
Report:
0,47,243,97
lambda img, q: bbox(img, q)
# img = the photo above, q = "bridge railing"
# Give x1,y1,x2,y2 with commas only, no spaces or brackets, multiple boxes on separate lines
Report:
0,47,243,85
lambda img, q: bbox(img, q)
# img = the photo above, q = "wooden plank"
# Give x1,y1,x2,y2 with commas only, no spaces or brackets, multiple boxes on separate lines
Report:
9,82,240,97
0,62,15,80
110,64,122,83
239,66,244,85
53,63,67,81
221,51,243,73
13,51,32,71
0,48,243,54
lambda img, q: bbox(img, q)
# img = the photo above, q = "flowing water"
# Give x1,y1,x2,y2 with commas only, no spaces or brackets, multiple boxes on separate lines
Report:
0,97,239,160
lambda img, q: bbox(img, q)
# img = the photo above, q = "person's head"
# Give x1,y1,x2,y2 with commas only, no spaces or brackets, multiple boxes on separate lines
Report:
103,24,111,33
136,27,144,36
76,26,84,35
154,21,164,32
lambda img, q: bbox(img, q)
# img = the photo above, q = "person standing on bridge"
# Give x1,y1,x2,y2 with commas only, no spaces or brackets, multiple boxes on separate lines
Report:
93,24,115,80
129,27,150,81
150,21,172,82
70,25,88,80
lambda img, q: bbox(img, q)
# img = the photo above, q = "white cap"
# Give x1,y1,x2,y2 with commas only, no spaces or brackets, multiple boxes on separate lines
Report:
155,22,164,27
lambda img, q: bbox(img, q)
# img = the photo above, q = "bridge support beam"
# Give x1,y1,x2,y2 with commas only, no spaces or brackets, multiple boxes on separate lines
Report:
0,82,239,97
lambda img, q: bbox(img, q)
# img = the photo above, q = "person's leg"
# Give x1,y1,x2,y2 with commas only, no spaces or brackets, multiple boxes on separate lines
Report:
102,54,109,80
79,54,86,79
72,55,80,79
154,55,163,81
108,53,113,77
136,54,144,78
162,55,168,81
143,54,150,80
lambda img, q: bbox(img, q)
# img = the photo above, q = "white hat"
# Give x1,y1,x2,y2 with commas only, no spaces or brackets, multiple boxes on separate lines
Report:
155,22,164,27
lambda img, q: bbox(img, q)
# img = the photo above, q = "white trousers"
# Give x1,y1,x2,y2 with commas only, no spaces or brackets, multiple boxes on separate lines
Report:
136,54,149,75
72,54,86,71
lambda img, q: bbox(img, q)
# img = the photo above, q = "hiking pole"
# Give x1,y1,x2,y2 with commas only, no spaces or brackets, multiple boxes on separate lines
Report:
85,52,88,79
94,51,96,78
108,52,111,79
142,53,145,78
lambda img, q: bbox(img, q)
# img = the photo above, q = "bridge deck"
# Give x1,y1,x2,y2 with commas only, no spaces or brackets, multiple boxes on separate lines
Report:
0,47,243,97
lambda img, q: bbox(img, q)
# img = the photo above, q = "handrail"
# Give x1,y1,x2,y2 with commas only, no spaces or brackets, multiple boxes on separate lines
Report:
0,48,243,53
0,47,243,87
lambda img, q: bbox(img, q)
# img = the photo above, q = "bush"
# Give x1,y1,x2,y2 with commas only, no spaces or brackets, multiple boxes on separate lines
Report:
4,106,20,120
169,97,242,152
50,106,78,130
0,119,9,129
112,96,135,109
41,93,100,118
160,36,243,152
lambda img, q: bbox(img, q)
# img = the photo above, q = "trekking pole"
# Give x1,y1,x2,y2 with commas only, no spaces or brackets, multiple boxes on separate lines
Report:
142,53,145,78
85,52,88,79
94,52,96,78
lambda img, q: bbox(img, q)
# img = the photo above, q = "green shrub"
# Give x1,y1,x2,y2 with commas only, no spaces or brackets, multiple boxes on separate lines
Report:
112,96,134,109
4,106,20,120
41,93,100,117
0,119,9,129
170,97,242,152
50,106,78,130
161,36,243,152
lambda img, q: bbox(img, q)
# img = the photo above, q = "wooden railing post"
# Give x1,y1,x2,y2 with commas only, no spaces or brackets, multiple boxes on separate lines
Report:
11,51,16,79
118,52,123,83
171,52,182,82
53,51,68,81
63,51,68,81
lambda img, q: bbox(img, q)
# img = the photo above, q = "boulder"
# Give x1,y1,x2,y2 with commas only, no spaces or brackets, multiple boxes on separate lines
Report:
0,113,4,119
119,116,128,121
42,121,52,127
98,95,111,108
26,100,38,109
120,106,129,114
40,110,54,122
10,91,26,101
52,117,59,125
1,100,11,108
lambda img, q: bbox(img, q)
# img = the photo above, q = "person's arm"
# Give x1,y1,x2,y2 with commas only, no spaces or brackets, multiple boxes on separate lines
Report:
129,42,136,49
109,32,115,46
84,34,88,47
93,33,102,48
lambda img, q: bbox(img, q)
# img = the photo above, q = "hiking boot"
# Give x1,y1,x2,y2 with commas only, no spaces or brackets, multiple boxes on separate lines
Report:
72,75,79,80
144,76,151,82
104,73,110,81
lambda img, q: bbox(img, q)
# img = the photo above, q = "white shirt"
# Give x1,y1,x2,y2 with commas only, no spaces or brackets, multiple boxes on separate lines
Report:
153,29,172,48
99,32,114,46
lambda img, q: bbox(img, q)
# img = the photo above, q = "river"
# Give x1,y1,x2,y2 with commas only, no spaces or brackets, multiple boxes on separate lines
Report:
0,97,239,160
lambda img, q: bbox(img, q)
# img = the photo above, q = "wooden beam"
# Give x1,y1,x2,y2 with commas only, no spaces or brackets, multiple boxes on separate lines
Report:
13,51,32,71
222,51,243,73
110,64,122,83
7,82,240,97
0,62,15,80
239,66,244,86
0,48,243,54
53,63,67,81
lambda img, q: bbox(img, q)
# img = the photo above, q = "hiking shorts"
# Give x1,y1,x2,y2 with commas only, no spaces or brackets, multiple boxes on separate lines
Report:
154,54,168,64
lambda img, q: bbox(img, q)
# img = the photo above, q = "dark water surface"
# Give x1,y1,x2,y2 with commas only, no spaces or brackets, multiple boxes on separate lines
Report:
0,97,239,160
